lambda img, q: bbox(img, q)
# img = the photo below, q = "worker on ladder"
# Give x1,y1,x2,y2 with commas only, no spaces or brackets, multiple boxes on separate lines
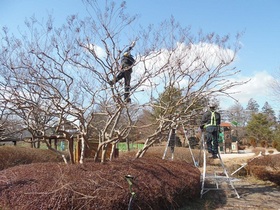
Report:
200,101,221,159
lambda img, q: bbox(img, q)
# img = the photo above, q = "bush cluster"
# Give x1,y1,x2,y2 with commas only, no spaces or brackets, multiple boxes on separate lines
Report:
247,154,280,185
0,146,65,170
0,146,201,209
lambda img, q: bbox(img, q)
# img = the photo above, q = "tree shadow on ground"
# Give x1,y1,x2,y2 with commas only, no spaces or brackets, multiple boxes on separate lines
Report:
180,180,280,210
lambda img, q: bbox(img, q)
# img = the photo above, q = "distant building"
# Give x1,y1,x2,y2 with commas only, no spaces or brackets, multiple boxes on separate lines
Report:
219,122,238,153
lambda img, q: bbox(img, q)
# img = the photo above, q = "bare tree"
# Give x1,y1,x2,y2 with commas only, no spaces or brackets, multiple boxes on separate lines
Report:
0,1,143,163
269,69,280,106
0,0,247,163
0,95,23,142
225,102,247,126
0,25,71,162
133,18,247,158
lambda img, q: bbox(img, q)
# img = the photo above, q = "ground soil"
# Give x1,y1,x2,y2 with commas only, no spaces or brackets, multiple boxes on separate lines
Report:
182,154,280,210
212,177,280,210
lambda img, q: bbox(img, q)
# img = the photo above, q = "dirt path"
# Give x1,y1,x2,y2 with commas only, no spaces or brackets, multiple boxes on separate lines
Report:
181,152,280,210
210,153,280,209
208,177,280,210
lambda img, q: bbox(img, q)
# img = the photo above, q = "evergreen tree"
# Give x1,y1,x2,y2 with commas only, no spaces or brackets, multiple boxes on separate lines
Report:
246,98,259,113
153,86,183,118
245,98,260,122
272,124,280,150
261,102,276,122
246,113,274,143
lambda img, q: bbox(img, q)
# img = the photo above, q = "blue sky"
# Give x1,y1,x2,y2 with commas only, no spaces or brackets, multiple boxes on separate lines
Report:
1,0,280,112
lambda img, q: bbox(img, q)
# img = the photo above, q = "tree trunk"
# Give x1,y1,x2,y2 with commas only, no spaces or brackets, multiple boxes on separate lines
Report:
109,142,117,161
126,138,130,151
68,137,74,164
37,139,41,148
101,144,108,163
94,144,102,162
42,136,68,164
79,136,85,164
135,146,148,158
135,135,163,158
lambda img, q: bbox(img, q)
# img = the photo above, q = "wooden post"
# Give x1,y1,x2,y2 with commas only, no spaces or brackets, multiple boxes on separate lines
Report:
73,135,81,163
54,138,58,150
68,137,74,164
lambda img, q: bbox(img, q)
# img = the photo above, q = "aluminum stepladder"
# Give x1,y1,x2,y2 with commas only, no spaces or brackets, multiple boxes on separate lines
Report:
230,152,262,176
200,131,240,198
162,126,177,160
181,123,200,167
162,121,200,165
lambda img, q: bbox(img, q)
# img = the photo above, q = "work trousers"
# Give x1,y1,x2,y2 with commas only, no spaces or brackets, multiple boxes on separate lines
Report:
205,126,219,155
115,69,132,102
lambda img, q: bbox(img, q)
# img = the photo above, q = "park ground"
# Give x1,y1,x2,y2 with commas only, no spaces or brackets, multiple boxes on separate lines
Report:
189,151,280,210
0,145,279,209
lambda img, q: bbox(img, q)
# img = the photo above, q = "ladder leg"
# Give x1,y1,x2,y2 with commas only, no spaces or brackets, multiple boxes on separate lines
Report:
218,153,240,198
200,132,240,199
200,132,207,198
182,123,198,166
198,133,204,167
214,171,219,189
162,129,173,159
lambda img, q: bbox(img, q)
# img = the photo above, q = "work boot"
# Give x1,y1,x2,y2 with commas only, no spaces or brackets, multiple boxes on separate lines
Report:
212,154,218,159
125,98,131,103
109,80,114,86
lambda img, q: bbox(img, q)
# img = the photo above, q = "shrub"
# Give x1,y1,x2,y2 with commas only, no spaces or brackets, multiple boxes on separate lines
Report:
0,146,66,170
247,154,280,185
260,140,267,148
268,150,274,154
251,147,265,155
248,166,280,185
238,145,246,150
0,157,201,209
249,137,257,147
0,145,201,209
272,140,280,151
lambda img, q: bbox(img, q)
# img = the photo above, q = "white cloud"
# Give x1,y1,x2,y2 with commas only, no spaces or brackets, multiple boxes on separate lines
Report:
131,42,242,106
87,44,107,58
133,42,235,90
220,71,278,111
92,42,275,112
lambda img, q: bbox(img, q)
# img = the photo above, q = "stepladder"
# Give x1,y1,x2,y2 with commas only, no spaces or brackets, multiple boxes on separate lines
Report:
162,123,197,161
162,128,177,160
200,131,240,198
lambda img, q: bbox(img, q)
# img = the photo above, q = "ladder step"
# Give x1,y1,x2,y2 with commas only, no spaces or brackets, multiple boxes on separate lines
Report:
202,175,240,182
199,132,240,198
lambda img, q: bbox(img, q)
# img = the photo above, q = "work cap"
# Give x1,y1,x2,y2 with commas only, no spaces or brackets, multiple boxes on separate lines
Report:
208,101,217,108
123,51,130,56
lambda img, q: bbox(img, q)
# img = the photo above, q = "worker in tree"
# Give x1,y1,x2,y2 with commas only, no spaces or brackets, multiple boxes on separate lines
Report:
200,102,221,159
110,42,136,103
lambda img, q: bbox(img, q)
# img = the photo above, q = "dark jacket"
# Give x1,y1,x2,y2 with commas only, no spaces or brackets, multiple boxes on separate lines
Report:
121,55,135,71
200,110,221,128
